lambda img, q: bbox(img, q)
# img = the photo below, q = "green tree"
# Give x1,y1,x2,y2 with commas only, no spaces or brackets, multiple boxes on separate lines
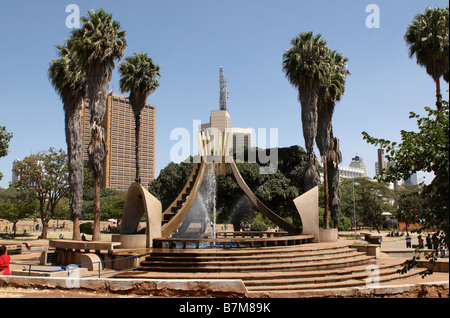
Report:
338,178,393,232
405,6,449,110
48,43,87,240
119,52,161,183
282,32,332,192
0,126,13,181
69,8,127,241
363,98,449,274
12,148,69,239
148,160,195,211
0,187,37,236
395,188,427,230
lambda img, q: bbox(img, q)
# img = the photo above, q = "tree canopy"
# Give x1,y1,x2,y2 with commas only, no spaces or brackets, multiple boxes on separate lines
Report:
0,126,13,181
11,148,69,239
363,97,449,246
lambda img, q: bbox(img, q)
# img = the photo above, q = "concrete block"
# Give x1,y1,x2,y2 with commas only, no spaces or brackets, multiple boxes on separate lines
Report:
319,228,338,242
80,253,103,272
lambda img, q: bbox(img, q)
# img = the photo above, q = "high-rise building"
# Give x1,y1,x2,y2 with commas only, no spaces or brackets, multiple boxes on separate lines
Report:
376,148,386,175
11,159,20,182
349,155,368,177
82,92,156,192
199,67,253,153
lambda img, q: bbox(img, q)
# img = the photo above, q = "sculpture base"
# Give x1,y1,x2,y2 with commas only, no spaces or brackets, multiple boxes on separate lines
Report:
319,228,338,242
112,234,146,249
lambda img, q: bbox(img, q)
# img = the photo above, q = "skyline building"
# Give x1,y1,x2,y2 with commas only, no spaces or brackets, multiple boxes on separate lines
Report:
199,67,253,152
82,92,156,192
348,155,368,177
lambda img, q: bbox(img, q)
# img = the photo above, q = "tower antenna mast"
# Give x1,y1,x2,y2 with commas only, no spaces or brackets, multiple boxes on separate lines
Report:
219,66,228,110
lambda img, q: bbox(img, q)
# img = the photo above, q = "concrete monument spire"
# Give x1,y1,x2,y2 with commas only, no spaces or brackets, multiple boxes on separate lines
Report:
219,66,228,110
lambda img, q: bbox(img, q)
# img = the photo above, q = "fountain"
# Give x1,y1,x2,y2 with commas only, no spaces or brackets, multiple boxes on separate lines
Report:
115,66,323,250
172,163,217,240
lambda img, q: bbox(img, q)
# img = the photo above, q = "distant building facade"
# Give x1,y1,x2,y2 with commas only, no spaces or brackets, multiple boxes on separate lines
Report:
82,93,156,192
337,155,368,179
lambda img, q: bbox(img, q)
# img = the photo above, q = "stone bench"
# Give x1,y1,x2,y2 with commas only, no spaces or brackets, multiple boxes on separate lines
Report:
49,240,121,253
361,232,383,244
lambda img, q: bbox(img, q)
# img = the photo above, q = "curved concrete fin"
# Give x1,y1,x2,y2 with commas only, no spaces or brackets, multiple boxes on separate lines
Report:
121,182,162,248
229,159,301,235
161,160,207,238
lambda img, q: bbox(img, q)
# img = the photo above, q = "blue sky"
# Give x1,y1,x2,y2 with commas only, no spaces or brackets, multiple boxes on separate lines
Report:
0,0,448,188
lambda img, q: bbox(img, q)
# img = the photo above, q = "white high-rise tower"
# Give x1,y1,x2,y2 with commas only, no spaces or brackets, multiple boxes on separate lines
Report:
219,66,228,110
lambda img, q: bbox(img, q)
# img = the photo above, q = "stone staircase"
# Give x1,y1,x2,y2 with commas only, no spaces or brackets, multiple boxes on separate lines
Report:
114,242,425,293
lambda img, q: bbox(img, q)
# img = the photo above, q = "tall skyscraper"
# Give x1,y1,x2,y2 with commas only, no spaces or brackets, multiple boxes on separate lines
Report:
376,148,386,175
82,92,156,191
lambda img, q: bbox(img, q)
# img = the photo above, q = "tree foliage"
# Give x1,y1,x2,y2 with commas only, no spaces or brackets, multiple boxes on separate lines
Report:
11,148,69,239
119,52,160,183
0,126,13,181
0,187,37,236
362,97,449,247
405,6,449,109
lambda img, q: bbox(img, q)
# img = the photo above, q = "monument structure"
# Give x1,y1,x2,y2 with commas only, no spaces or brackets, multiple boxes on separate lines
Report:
116,66,327,249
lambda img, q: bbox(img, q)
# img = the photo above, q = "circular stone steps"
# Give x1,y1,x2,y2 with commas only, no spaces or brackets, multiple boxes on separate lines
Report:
137,243,375,273
113,242,427,292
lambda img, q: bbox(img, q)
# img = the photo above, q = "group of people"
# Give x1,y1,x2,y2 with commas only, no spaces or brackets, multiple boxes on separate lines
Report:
405,231,448,258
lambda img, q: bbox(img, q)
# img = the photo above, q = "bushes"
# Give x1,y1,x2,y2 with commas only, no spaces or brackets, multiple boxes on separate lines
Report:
80,222,93,235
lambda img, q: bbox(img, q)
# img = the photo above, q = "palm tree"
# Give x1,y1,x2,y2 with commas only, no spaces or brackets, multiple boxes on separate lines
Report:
283,31,333,192
69,8,127,241
119,52,160,184
48,43,86,240
405,6,449,110
316,51,349,228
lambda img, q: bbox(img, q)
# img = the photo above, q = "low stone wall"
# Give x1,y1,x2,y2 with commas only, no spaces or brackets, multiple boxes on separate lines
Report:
1,275,448,298
350,244,380,259
416,259,449,273
0,276,248,298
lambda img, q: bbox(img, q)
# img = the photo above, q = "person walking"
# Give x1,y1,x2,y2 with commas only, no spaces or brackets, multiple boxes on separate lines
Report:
426,234,433,249
405,232,412,248
0,245,11,275
418,235,424,249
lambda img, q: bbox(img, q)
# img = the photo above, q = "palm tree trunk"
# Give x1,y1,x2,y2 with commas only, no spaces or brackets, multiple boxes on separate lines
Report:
327,137,342,229
317,103,334,228
299,87,320,191
135,112,141,183
328,160,341,228
92,176,101,241
87,65,112,241
72,217,80,241
64,101,83,241
435,77,442,110
323,155,329,229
